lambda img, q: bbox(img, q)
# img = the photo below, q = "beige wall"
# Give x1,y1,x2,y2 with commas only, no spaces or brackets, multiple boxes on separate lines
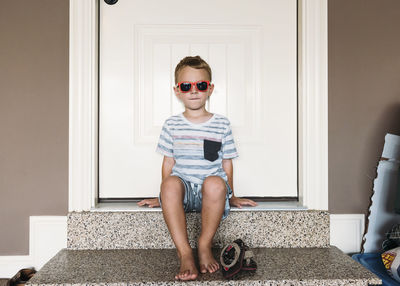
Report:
0,0,69,255
1,0,400,255
328,0,400,213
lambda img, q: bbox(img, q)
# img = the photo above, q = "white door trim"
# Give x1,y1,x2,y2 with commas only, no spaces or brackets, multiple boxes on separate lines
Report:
69,0,98,211
298,0,328,210
69,0,328,211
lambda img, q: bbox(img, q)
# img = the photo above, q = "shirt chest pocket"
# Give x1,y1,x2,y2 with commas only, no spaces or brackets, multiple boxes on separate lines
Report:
203,139,222,162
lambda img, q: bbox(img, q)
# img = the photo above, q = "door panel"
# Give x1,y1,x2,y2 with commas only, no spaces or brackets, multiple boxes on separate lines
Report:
99,0,297,198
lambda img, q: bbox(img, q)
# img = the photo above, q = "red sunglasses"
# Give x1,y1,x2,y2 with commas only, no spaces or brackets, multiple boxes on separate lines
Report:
176,81,211,93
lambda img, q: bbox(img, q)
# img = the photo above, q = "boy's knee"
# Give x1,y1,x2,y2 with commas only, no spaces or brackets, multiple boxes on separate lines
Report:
202,176,226,199
160,176,184,198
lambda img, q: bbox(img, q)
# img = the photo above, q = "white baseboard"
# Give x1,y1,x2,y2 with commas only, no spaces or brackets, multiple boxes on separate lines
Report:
0,216,67,278
330,214,365,254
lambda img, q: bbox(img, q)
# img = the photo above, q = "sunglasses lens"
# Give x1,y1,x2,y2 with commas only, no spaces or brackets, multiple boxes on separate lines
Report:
179,82,192,92
196,81,209,91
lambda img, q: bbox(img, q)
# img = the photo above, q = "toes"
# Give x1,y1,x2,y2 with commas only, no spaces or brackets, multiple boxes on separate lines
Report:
176,269,198,281
209,262,220,273
200,262,219,273
200,263,219,273
200,265,207,273
213,262,220,271
215,263,220,271
180,272,197,281
176,270,186,280
190,273,198,280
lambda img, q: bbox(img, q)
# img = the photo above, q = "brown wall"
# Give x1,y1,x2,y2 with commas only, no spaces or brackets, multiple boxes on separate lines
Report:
0,0,69,255
1,0,400,255
328,0,400,213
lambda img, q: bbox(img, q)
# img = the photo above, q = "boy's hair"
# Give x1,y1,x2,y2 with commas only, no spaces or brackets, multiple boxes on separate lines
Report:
174,56,212,84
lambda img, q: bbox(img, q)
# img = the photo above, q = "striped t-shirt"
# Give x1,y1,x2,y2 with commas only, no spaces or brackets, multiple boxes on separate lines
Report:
156,113,239,185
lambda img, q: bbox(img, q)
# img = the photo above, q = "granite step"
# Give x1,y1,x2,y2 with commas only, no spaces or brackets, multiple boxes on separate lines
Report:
68,209,330,249
26,246,381,286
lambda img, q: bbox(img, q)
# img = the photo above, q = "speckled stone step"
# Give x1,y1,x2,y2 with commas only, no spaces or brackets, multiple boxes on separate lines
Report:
68,210,329,249
26,246,381,286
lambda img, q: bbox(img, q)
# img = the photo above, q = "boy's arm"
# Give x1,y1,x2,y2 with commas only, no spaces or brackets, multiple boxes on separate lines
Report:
161,156,175,181
222,159,257,208
137,156,175,207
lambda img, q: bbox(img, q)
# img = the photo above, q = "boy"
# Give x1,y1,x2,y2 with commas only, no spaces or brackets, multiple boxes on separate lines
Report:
138,56,257,281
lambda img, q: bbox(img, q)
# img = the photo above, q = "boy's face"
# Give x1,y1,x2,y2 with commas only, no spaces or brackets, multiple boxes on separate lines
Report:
174,66,214,111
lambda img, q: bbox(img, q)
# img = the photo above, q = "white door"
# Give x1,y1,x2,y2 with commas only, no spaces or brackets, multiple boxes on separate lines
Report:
99,0,298,198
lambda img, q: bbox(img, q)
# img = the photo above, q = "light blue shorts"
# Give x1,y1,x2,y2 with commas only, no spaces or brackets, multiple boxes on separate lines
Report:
159,176,233,220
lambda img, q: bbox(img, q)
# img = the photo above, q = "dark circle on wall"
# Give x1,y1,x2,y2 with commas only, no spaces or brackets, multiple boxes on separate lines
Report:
104,0,118,5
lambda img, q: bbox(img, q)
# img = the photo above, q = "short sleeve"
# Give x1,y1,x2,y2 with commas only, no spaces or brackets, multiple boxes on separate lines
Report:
156,120,174,157
221,121,239,159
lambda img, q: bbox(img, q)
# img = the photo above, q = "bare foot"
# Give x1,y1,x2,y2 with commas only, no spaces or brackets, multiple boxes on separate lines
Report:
175,253,198,281
198,242,220,274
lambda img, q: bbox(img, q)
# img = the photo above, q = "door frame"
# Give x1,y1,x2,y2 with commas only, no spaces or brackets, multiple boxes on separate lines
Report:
68,0,328,211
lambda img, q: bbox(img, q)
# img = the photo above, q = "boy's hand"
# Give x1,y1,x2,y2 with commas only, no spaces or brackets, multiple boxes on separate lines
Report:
229,196,258,208
137,198,160,208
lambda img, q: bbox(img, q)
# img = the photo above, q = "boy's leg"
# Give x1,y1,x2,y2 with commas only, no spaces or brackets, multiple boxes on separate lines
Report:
198,176,227,273
160,176,198,280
